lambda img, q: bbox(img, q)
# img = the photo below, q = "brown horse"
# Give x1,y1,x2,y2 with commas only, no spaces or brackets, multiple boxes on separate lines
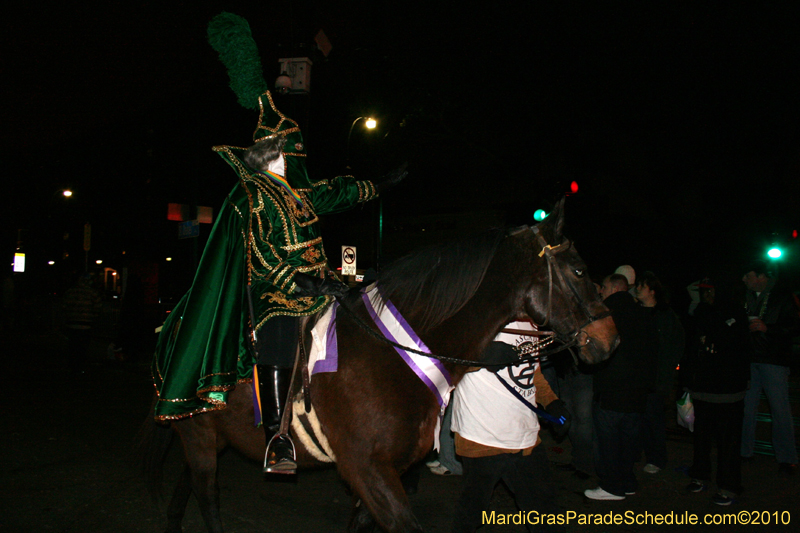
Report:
136,198,618,533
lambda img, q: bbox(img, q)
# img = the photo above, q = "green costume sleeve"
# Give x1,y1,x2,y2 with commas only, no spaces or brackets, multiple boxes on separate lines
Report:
307,176,378,215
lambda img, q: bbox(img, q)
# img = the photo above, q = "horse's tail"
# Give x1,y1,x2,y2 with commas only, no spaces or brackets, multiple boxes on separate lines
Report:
132,394,174,502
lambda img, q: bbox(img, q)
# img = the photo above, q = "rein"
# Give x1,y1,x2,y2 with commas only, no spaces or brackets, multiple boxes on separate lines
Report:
333,225,610,368
332,295,574,367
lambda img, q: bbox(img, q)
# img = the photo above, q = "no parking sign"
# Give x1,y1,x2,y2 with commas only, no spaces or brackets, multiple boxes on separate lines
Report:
341,246,357,275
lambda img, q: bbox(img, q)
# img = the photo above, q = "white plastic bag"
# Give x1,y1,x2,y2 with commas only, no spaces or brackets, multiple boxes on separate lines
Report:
676,391,695,432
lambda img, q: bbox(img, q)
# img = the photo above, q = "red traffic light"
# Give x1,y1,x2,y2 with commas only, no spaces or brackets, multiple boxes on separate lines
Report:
566,181,579,195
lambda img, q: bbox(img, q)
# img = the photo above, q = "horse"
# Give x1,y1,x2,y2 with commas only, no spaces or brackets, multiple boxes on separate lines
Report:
136,198,618,533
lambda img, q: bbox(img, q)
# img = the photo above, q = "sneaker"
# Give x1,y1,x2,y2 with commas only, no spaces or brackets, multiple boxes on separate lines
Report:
686,479,706,493
712,492,734,506
643,463,661,474
625,491,636,495
429,464,452,475
425,459,441,468
584,487,625,501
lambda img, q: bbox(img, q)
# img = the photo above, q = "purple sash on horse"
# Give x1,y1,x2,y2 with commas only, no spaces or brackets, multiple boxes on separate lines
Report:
306,286,455,449
312,286,453,405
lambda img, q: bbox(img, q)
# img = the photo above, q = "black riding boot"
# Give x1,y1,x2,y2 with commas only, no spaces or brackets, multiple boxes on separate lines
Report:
258,364,297,474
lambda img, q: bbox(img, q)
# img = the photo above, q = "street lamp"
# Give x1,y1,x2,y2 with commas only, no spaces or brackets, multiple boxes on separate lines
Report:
346,116,377,170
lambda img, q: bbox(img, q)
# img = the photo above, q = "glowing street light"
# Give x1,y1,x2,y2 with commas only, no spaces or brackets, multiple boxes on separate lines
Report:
346,116,378,169
62,189,73,198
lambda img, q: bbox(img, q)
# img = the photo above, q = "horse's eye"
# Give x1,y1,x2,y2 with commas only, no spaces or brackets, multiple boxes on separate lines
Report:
574,269,585,278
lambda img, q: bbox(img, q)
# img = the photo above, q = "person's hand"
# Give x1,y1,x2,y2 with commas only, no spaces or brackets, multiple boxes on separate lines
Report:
481,341,519,370
293,272,349,299
546,399,571,438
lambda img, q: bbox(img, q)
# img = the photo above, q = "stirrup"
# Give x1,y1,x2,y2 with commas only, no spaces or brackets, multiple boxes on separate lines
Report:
264,433,297,474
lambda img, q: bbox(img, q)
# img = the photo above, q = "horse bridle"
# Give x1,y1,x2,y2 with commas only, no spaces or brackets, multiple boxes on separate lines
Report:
528,225,612,350
333,225,612,367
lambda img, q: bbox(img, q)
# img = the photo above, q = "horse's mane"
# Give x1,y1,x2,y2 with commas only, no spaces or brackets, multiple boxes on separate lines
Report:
376,228,507,333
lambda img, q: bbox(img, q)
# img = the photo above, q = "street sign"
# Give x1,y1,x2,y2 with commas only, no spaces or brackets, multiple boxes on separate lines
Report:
178,220,200,239
341,246,357,275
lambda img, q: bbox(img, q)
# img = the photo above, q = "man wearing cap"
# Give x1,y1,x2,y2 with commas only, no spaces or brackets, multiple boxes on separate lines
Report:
584,274,658,500
740,261,800,475
614,265,636,290
151,13,406,475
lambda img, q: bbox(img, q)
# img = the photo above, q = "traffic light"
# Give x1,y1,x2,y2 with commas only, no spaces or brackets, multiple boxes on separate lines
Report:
533,209,548,222
767,246,783,259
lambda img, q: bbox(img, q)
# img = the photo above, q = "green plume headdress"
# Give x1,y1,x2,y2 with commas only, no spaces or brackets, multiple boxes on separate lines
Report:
207,12,269,111
208,12,310,188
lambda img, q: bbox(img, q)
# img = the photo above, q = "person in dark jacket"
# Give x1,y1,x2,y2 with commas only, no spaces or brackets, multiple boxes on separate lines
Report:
635,271,686,474
584,274,658,501
740,261,800,474
682,280,750,505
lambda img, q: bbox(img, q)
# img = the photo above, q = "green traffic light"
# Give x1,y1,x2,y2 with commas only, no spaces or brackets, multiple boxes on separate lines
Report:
534,209,548,221
767,247,782,259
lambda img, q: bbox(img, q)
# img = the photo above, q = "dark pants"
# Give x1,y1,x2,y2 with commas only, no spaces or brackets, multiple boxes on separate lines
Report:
593,402,642,497
640,391,668,469
542,366,594,475
688,399,744,494
452,446,564,533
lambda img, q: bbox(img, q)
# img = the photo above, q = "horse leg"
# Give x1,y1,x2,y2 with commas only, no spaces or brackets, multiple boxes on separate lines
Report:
344,463,423,533
173,421,225,533
164,465,192,533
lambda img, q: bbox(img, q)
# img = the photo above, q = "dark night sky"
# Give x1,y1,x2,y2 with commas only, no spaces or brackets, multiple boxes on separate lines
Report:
3,1,799,299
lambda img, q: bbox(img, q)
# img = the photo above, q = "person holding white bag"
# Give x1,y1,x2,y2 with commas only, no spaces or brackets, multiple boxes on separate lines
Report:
680,279,750,506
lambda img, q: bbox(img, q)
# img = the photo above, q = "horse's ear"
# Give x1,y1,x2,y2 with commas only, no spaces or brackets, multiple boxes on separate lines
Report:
536,197,566,240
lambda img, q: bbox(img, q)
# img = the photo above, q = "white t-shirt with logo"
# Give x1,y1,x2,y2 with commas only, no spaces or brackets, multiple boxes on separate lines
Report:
451,321,541,450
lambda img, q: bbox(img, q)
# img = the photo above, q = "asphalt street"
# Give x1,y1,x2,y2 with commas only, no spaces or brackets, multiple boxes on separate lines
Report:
3,330,798,532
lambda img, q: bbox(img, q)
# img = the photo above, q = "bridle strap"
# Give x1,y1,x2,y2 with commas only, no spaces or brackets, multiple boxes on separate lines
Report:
331,225,610,368
333,294,576,367
529,226,611,343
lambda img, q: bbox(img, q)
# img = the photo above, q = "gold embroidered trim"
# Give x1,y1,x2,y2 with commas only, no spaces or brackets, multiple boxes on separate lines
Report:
282,236,323,252
154,404,227,421
253,299,332,332
253,91,302,141
301,246,322,264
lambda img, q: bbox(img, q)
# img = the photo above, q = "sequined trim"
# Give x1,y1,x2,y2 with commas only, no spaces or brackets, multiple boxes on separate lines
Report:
152,379,253,422
253,91,303,143
283,236,322,252
301,246,322,264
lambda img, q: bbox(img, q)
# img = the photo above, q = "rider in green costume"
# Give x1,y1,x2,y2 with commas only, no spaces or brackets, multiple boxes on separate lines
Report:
151,12,405,474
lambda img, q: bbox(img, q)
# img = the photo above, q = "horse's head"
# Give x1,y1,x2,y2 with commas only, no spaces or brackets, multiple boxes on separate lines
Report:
519,198,618,365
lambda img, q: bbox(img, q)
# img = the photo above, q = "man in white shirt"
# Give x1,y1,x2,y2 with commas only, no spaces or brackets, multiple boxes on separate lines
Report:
450,321,569,533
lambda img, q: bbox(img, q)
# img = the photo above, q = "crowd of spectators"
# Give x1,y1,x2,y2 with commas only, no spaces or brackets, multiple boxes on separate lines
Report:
433,260,798,531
